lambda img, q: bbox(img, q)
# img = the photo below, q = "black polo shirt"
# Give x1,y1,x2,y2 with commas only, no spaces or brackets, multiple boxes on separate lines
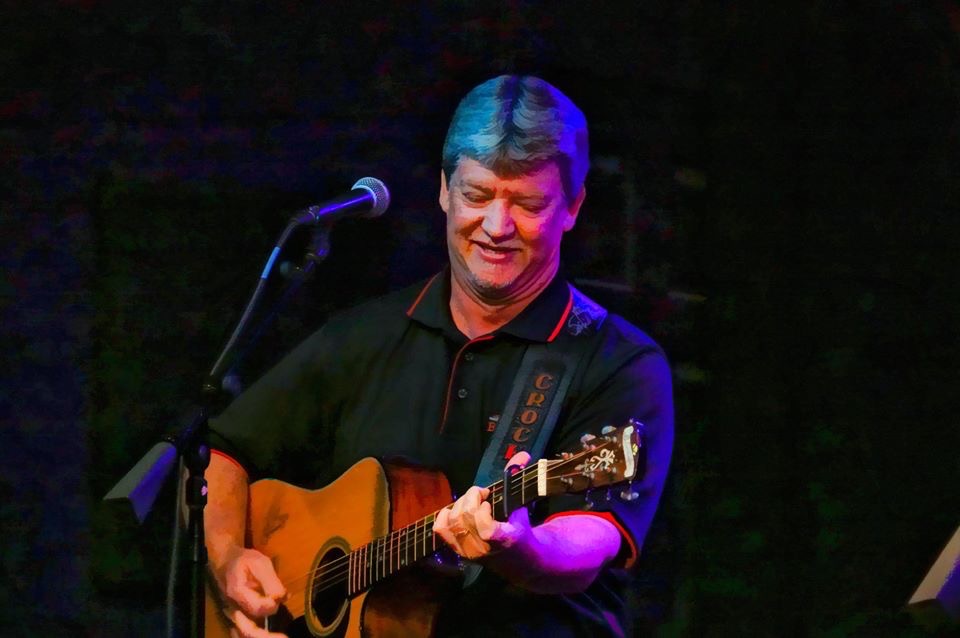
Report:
210,267,673,637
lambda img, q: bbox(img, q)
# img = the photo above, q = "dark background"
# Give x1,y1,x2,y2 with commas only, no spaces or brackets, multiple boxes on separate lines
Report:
3,1,959,635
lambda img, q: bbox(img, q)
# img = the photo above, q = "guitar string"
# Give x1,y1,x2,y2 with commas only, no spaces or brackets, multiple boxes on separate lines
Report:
305,466,611,597
275,466,554,594
307,485,526,596
302,460,620,595
285,477,532,594
278,453,619,596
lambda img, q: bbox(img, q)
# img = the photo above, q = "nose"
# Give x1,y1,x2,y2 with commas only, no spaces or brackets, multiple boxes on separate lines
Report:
480,199,516,239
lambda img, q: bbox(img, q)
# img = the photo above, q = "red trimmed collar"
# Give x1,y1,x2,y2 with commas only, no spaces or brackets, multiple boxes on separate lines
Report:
406,267,574,343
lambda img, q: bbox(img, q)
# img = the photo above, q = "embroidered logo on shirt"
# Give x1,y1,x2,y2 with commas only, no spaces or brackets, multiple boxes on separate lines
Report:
566,286,608,336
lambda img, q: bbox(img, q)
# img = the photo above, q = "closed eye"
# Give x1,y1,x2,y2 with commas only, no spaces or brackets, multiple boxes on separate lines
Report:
462,191,491,204
515,199,548,213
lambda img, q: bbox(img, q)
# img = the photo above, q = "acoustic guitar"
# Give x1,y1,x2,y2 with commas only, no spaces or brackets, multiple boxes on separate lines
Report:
205,420,645,638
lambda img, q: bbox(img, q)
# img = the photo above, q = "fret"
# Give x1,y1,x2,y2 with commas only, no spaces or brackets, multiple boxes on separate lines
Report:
410,520,417,566
417,518,429,557
394,529,400,573
394,529,400,570
378,535,385,581
522,467,526,504
394,529,400,572
415,519,420,559
349,547,354,596
388,529,394,577
506,476,511,517
413,521,419,562
368,540,374,585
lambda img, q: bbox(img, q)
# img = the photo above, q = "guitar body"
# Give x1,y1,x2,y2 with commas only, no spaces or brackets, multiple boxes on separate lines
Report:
206,457,454,638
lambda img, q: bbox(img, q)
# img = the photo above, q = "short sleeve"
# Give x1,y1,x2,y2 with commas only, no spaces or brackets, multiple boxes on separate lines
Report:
208,325,338,482
542,349,674,569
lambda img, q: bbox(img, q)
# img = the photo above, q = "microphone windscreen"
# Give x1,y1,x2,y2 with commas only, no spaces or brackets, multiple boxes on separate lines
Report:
352,177,391,217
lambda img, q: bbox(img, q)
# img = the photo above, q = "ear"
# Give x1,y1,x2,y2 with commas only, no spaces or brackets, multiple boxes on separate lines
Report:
439,169,450,215
562,187,586,232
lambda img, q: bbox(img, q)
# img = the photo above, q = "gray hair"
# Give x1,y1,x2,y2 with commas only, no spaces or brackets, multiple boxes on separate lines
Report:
441,75,589,202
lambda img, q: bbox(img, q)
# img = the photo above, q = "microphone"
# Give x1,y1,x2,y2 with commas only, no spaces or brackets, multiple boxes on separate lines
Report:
291,177,391,225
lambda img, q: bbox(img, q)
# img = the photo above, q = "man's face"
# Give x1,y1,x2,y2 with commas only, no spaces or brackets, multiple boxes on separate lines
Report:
440,158,584,301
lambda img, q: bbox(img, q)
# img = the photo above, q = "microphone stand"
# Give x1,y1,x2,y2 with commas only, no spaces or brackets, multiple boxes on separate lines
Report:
221,224,332,394
104,218,334,638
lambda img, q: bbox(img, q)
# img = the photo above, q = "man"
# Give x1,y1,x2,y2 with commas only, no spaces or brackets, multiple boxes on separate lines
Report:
205,75,673,637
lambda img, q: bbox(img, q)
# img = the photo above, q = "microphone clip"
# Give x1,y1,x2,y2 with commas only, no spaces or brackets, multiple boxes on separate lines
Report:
280,225,331,282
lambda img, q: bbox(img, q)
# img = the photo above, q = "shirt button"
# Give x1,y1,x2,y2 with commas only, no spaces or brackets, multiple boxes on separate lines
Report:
464,352,475,362
457,388,468,399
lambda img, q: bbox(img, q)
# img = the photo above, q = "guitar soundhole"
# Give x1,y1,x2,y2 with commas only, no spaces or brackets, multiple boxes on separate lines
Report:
311,546,348,628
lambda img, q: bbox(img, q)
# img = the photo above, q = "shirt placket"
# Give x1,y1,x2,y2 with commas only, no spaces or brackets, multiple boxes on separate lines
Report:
438,335,493,434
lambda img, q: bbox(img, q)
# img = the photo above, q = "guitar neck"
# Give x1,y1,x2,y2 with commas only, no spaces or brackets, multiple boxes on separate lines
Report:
342,421,642,597
344,463,541,596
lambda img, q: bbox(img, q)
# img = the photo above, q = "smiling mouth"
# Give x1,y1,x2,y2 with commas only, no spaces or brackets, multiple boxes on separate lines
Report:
472,241,518,254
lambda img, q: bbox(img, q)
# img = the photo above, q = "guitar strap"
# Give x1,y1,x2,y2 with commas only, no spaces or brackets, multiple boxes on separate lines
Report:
464,283,607,587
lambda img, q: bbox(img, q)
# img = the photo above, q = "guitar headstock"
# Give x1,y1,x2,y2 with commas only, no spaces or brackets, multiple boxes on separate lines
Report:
543,418,646,498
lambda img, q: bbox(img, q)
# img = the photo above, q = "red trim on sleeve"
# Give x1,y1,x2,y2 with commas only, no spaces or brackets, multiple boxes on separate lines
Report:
211,449,248,478
406,273,441,316
546,288,574,342
544,510,639,569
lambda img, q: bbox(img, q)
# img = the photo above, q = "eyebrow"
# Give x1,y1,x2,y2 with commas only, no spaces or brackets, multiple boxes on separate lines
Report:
460,181,495,195
460,181,549,204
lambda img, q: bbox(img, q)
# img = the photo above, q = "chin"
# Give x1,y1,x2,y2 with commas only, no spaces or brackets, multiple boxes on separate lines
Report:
465,272,519,298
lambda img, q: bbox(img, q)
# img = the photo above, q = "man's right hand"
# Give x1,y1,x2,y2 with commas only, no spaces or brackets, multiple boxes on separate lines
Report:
213,545,288,638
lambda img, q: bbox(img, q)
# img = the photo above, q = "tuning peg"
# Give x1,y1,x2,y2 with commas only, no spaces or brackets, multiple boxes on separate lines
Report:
580,433,596,449
619,483,640,501
601,425,616,435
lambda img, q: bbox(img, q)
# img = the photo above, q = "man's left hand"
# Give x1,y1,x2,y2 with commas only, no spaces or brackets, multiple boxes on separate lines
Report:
433,451,532,560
